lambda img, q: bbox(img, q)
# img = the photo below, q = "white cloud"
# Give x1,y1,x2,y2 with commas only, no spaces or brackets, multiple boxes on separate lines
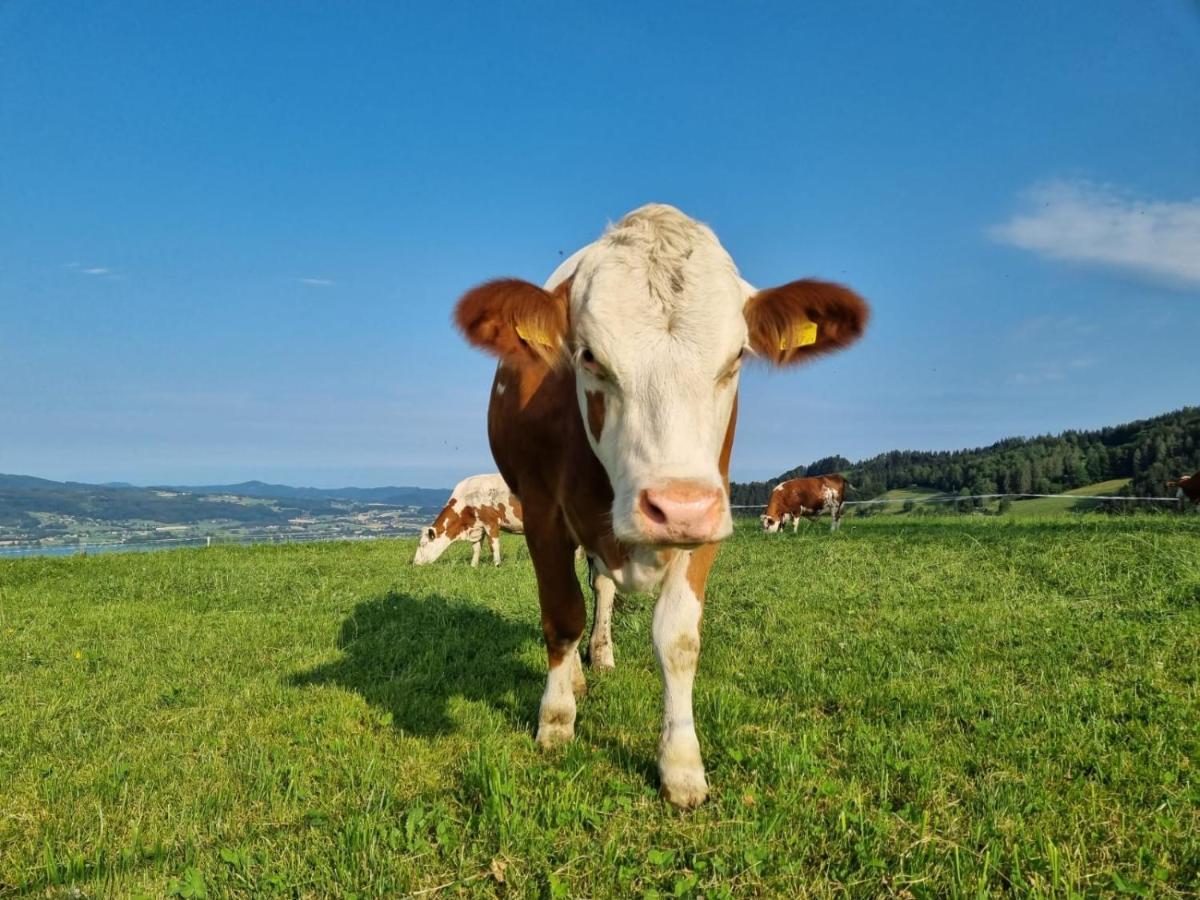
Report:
296,277,335,287
82,267,110,275
991,180,1200,288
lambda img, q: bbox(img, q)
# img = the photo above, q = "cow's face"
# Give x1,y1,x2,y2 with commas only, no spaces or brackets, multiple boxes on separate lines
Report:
760,514,782,534
412,500,476,564
456,205,869,548
567,233,747,547
413,524,452,564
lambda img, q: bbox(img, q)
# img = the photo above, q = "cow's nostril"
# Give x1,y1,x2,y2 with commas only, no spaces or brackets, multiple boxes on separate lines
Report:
639,490,668,525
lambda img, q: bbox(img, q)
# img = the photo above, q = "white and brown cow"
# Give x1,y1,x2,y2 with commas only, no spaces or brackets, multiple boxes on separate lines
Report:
454,204,868,807
761,474,848,534
1171,471,1200,510
413,473,524,567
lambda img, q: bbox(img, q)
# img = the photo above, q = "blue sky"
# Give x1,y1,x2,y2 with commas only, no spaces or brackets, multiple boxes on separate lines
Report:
2,1,1198,488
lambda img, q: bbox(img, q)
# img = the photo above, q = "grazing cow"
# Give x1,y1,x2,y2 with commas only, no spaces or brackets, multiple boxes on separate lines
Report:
1171,471,1200,509
413,474,523,567
454,204,869,807
761,475,848,533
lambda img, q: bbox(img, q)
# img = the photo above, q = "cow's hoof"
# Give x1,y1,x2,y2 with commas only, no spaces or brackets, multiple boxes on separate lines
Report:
588,646,615,671
535,721,575,748
660,767,708,809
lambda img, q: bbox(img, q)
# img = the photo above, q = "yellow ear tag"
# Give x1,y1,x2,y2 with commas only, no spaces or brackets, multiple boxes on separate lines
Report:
780,320,818,350
516,322,553,347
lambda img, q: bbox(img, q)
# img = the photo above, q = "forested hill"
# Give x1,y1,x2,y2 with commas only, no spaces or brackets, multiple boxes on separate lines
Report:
730,407,1200,508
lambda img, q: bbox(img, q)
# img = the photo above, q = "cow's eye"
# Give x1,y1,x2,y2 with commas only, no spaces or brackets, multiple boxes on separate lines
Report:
719,348,745,382
579,347,609,380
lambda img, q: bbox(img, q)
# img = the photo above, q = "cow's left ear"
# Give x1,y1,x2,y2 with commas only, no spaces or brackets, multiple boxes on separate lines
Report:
744,279,869,366
455,278,570,367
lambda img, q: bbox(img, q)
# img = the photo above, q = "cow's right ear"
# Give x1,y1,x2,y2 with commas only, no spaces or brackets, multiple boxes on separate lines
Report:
454,278,569,367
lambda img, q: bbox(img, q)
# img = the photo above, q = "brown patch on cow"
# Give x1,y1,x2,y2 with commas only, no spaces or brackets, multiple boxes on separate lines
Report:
586,390,605,442
745,279,869,366
438,503,478,540
685,542,720,602
475,505,502,537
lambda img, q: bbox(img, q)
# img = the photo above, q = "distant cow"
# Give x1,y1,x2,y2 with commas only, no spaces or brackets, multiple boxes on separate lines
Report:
454,203,868,807
413,474,523,567
1172,471,1200,509
761,475,848,533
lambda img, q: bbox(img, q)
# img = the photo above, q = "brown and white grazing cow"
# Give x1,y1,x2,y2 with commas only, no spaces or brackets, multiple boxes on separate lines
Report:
454,204,868,807
413,474,523,567
761,474,848,533
1171,471,1200,509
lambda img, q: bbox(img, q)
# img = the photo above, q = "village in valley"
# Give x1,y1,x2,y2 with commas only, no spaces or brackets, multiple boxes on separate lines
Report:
0,477,446,556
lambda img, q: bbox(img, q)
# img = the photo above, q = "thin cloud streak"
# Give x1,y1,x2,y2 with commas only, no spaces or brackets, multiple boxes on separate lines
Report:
296,277,335,287
991,180,1200,288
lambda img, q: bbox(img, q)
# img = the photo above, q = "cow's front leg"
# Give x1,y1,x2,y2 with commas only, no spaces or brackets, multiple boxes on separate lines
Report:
653,546,716,808
526,517,587,748
587,560,616,671
470,538,482,568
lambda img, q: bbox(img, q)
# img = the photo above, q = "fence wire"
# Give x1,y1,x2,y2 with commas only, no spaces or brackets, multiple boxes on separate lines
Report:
731,491,1180,510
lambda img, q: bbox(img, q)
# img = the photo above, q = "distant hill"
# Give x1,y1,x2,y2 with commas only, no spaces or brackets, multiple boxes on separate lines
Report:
0,474,451,536
161,480,450,508
731,406,1200,508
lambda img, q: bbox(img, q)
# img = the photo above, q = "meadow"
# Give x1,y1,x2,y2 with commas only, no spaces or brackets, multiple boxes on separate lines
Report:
1,516,1198,897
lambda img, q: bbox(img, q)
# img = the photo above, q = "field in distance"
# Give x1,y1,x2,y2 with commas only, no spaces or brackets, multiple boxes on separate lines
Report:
1,516,1197,896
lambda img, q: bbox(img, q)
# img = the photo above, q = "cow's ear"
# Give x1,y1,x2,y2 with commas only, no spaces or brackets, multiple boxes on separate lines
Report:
455,278,569,367
745,279,869,366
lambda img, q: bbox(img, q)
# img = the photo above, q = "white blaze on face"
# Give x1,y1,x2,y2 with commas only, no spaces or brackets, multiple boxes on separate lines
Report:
558,206,744,545
761,514,781,534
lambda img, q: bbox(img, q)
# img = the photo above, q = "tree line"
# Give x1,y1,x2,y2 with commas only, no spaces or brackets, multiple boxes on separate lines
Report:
730,407,1200,508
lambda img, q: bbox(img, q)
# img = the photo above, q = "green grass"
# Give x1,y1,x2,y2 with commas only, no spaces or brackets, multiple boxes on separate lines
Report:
2,516,1198,897
1005,480,1135,519
866,488,941,515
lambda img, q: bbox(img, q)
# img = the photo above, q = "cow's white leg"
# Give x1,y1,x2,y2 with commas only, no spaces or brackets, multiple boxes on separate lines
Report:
470,538,482,568
491,534,502,566
653,556,707,808
537,640,583,747
792,514,800,533
588,569,616,671
832,502,844,532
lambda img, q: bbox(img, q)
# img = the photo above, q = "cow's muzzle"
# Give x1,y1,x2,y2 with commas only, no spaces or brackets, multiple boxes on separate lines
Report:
636,480,728,546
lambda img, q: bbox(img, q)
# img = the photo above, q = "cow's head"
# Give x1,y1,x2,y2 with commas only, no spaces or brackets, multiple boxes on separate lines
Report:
456,205,868,547
412,500,478,564
760,514,785,534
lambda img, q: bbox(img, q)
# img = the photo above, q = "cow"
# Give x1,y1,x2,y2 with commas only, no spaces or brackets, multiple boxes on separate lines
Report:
413,473,523,567
760,474,848,533
453,203,869,807
1171,471,1200,509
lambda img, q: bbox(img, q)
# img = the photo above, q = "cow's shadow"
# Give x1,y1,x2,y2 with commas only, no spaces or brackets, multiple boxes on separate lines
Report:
289,591,543,736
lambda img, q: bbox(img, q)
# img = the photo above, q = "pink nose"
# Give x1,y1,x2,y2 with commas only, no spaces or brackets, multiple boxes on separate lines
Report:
638,481,726,545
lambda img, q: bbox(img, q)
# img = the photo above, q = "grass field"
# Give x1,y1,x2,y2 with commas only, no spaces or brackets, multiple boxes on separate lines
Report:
1005,480,1136,519
2,516,1198,897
